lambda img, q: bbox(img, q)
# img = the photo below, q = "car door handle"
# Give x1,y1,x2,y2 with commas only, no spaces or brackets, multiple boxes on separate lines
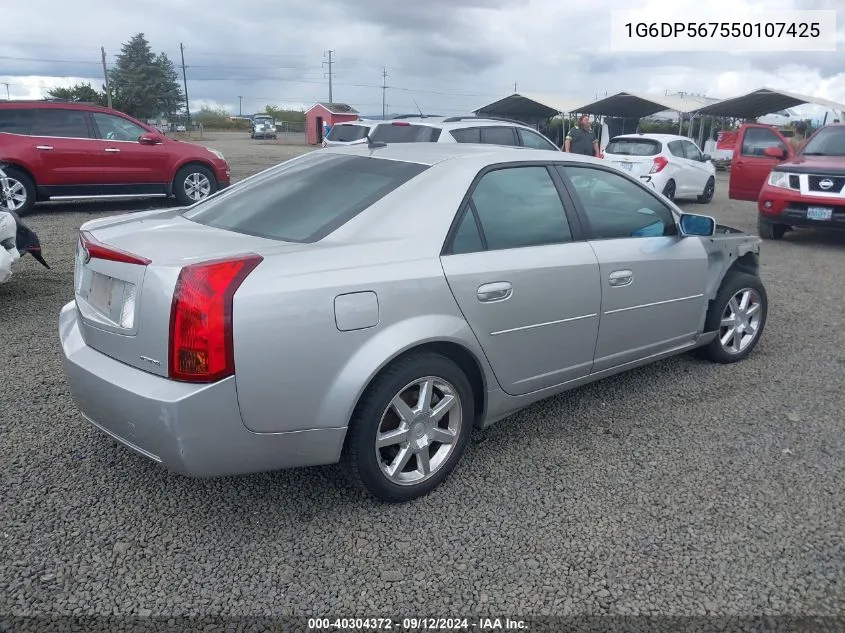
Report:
104,148,121,153
477,281,512,302
608,270,633,287
35,145,53,150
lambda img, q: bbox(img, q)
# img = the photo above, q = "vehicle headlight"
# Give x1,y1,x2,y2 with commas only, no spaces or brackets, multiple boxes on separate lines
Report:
768,171,791,189
208,148,225,160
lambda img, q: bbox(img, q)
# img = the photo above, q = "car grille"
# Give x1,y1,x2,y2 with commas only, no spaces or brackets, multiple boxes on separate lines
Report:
808,175,845,193
789,175,800,189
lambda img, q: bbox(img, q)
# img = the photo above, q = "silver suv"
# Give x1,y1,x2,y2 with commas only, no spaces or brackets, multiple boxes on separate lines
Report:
366,115,561,151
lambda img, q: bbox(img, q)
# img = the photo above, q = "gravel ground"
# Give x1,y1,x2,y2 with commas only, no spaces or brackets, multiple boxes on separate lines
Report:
1,134,844,627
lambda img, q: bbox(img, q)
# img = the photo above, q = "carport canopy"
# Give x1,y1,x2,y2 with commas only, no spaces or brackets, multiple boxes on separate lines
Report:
692,87,845,119
572,91,715,118
473,93,584,119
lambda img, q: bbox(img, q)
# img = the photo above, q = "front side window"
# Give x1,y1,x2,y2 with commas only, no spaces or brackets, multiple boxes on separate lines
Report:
183,153,429,242
741,127,788,157
518,128,558,151
457,165,572,252
682,141,703,161
92,112,148,142
560,165,677,240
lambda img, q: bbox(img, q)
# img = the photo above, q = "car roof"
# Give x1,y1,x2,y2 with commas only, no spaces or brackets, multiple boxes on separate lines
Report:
385,116,536,131
610,133,689,142
0,100,118,116
321,142,597,166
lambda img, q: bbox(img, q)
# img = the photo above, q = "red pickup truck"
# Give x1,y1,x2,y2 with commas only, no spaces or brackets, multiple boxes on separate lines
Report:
729,122,845,239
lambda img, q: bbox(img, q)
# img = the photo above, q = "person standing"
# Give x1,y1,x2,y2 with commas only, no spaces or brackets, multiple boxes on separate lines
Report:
564,115,599,156
789,121,807,151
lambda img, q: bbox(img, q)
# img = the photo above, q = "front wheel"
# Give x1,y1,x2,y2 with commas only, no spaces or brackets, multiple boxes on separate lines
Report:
173,165,217,206
698,272,768,364
342,352,475,503
697,176,715,203
758,217,788,240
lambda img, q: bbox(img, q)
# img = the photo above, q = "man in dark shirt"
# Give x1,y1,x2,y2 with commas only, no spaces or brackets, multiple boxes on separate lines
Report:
564,115,599,156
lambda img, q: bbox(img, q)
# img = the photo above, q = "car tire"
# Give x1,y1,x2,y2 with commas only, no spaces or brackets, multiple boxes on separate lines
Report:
1,166,36,216
342,351,475,503
173,164,217,206
697,177,715,203
757,217,788,240
697,271,768,364
662,179,676,201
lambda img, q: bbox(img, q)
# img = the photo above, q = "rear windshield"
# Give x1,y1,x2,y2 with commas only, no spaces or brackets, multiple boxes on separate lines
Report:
604,138,662,156
369,123,442,143
326,124,369,142
801,125,845,156
182,153,429,242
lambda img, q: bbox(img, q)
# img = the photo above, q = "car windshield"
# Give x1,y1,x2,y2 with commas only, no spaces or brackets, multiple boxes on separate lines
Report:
369,123,442,143
326,124,369,142
182,152,429,242
800,126,845,156
604,138,661,156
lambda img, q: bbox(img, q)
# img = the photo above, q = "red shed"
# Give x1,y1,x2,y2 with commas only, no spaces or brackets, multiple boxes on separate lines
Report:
305,102,360,145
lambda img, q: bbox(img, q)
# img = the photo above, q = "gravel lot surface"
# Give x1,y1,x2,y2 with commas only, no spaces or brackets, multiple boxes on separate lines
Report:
2,132,844,625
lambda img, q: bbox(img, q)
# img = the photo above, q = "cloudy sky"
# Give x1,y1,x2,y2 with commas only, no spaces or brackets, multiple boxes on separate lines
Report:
1,0,843,120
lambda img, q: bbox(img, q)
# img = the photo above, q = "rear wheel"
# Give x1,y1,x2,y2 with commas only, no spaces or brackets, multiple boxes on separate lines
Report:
697,176,715,203
342,352,474,503
173,165,217,206
1,166,36,215
662,179,676,201
698,272,767,364
758,217,788,240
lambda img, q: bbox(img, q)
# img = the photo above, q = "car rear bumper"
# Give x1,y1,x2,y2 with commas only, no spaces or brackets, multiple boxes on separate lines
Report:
758,186,845,231
59,301,347,477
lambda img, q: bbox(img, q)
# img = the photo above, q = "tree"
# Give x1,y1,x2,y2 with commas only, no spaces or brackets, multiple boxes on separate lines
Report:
264,105,305,122
47,82,108,106
109,33,183,119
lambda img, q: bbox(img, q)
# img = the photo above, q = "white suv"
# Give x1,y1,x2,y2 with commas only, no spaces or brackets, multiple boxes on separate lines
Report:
365,116,561,151
602,133,716,203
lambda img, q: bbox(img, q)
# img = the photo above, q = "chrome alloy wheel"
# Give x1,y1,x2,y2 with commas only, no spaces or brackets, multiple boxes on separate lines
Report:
719,288,763,354
1,176,27,211
375,376,462,486
183,172,212,201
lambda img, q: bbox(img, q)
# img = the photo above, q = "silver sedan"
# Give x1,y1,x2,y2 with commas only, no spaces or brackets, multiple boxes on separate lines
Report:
59,143,768,502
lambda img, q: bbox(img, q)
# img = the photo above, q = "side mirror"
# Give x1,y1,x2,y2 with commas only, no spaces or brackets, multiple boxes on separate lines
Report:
701,154,712,162
763,146,785,159
139,133,164,145
679,213,716,237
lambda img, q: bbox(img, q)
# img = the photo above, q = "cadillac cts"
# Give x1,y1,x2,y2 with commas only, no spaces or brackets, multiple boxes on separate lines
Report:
59,143,768,502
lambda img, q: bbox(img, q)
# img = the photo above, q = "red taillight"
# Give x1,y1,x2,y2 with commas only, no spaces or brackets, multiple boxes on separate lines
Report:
168,253,263,383
391,122,410,126
650,156,669,173
80,231,151,265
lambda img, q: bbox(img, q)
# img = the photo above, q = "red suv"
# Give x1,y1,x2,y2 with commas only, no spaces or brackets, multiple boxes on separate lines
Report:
0,100,230,215
729,122,845,239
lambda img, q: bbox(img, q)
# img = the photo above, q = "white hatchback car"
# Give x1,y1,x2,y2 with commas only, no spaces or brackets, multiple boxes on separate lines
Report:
602,133,716,203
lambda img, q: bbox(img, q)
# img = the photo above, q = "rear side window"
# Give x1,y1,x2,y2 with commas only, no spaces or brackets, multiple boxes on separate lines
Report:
182,153,429,242
604,138,661,156
480,126,519,146
31,109,91,138
0,109,34,135
450,127,481,143
369,123,442,143
327,124,369,142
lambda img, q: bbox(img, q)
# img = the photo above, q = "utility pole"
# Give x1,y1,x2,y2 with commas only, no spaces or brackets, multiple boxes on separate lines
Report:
381,67,389,119
180,43,190,121
322,50,334,103
101,47,112,109
238,96,243,116
3,83,9,100
514,81,517,92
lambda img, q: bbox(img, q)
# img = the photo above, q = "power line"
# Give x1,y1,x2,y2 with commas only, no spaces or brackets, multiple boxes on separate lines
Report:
322,50,334,103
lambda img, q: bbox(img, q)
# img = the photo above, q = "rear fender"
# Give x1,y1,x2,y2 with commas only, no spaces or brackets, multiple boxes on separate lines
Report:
314,314,497,432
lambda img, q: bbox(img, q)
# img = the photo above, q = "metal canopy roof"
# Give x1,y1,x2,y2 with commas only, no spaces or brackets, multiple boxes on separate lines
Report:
473,93,584,118
572,91,715,118
693,87,845,119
